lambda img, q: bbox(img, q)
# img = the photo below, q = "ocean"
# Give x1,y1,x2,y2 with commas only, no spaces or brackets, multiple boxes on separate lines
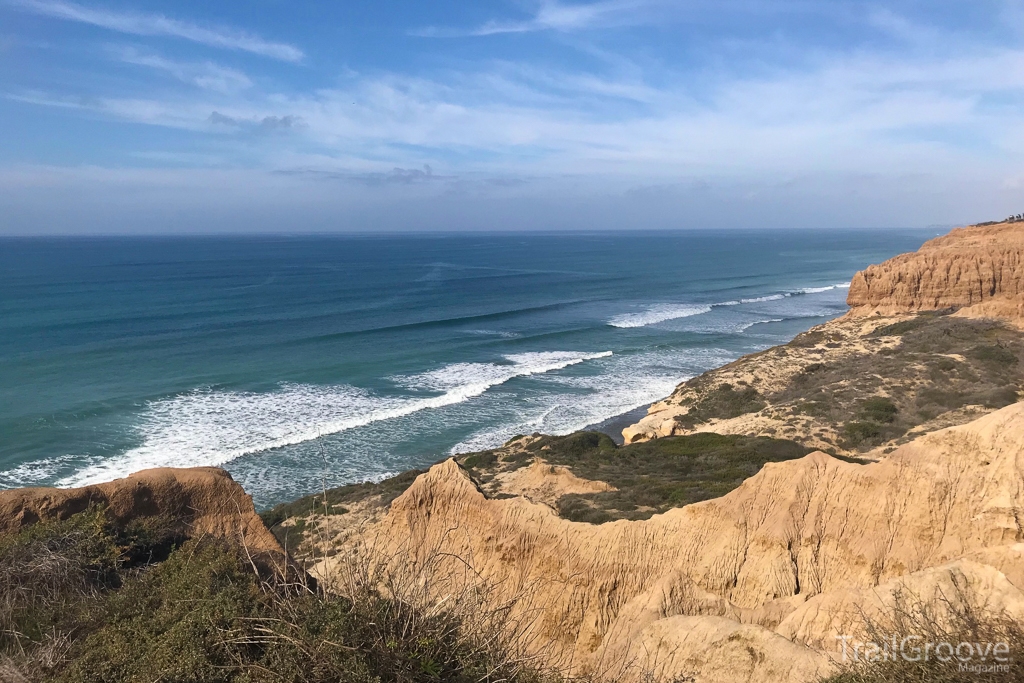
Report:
0,229,933,507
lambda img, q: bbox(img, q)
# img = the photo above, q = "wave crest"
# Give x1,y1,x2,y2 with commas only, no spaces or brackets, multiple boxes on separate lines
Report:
608,304,713,328
54,351,613,488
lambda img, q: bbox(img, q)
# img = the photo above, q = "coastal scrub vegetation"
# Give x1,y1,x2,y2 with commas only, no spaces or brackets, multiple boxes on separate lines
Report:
819,578,1024,683
260,468,425,551
670,315,1024,453
671,381,766,429
260,430,819,554
0,507,555,683
463,431,816,524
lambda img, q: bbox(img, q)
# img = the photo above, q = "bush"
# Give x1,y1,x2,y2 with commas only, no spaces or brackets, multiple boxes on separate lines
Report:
976,385,1019,408
843,421,882,447
673,383,766,429
819,578,1024,683
260,469,426,533
859,397,898,424
968,344,1018,367
463,451,498,470
795,400,831,417
0,509,552,683
515,431,814,523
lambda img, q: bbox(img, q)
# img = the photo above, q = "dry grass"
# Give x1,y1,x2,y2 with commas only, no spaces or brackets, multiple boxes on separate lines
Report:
0,506,568,683
820,575,1024,683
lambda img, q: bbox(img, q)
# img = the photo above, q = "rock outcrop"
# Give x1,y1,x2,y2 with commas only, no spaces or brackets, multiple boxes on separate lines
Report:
0,467,285,565
621,221,1024,448
846,220,1024,322
319,402,1024,682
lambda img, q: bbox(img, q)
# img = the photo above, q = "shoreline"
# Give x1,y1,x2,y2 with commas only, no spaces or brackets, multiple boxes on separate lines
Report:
583,402,652,444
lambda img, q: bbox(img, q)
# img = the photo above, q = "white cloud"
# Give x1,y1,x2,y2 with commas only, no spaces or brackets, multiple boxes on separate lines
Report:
114,48,252,93
416,0,654,37
4,5,1024,232
7,0,303,62
13,37,1022,182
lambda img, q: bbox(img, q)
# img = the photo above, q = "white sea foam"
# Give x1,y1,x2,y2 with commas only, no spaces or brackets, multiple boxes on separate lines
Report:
450,348,733,454
463,329,520,338
607,281,852,329
798,282,851,294
56,351,613,488
398,351,612,392
740,293,788,303
608,304,712,328
739,318,785,331
0,453,92,489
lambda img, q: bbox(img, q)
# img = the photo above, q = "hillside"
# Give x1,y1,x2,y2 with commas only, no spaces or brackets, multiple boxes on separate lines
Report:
4,219,1024,683
846,219,1024,322
623,221,1024,453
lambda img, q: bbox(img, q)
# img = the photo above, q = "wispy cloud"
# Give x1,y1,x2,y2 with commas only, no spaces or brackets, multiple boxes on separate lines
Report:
209,111,302,132
415,0,653,37
14,34,1024,181
114,47,252,93
7,0,303,61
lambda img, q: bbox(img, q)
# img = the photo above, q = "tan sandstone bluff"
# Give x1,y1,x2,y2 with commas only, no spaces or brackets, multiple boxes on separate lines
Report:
0,467,286,569
319,403,1024,682
846,219,1024,323
313,219,1024,682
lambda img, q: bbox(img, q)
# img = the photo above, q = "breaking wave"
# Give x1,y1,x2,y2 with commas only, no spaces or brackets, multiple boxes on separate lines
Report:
54,351,612,488
607,282,851,328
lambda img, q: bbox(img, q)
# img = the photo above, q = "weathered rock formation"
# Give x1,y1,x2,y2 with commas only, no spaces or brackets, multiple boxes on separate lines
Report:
622,221,1024,449
846,220,1024,322
318,402,1024,682
0,467,284,565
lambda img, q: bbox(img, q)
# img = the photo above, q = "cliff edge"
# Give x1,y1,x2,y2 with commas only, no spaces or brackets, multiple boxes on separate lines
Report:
846,220,1024,323
621,221,1024,449
315,403,1024,682
0,466,285,565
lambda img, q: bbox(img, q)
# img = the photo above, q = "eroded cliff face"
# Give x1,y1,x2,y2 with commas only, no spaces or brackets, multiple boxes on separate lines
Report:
846,221,1024,321
0,467,284,564
621,221,1024,449
317,403,1024,682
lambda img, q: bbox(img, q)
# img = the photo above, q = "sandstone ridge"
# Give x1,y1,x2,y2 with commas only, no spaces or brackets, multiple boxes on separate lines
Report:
0,467,284,563
846,220,1024,323
316,402,1024,682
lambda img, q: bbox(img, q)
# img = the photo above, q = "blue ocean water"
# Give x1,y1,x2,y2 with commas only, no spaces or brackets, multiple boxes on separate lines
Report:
0,230,932,507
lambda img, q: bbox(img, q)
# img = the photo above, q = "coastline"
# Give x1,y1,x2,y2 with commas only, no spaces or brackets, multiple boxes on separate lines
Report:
583,403,652,444
7,219,1024,683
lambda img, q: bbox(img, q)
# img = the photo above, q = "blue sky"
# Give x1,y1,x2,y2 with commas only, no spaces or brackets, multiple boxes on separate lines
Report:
2,0,1023,233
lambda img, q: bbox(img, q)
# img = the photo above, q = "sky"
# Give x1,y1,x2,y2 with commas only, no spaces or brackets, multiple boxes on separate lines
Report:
1,0,1024,233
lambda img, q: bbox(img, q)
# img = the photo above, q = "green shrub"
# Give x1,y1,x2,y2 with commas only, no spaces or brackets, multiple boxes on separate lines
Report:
795,400,831,417
843,421,882,447
968,344,1018,366
859,397,898,423
976,385,1019,408
871,318,931,337
463,451,498,470
791,330,827,347
517,431,814,523
1,510,551,683
556,496,614,525
673,383,767,429
260,468,425,532
916,387,968,411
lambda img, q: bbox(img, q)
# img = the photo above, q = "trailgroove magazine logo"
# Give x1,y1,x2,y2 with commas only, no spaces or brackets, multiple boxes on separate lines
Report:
837,635,1011,673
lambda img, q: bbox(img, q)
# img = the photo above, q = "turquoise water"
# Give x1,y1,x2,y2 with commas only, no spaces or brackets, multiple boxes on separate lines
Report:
0,230,932,507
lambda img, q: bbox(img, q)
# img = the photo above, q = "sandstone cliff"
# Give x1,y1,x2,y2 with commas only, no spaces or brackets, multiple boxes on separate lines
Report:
621,221,1024,450
846,220,1024,322
621,312,1024,452
315,402,1024,682
0,467,285,566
